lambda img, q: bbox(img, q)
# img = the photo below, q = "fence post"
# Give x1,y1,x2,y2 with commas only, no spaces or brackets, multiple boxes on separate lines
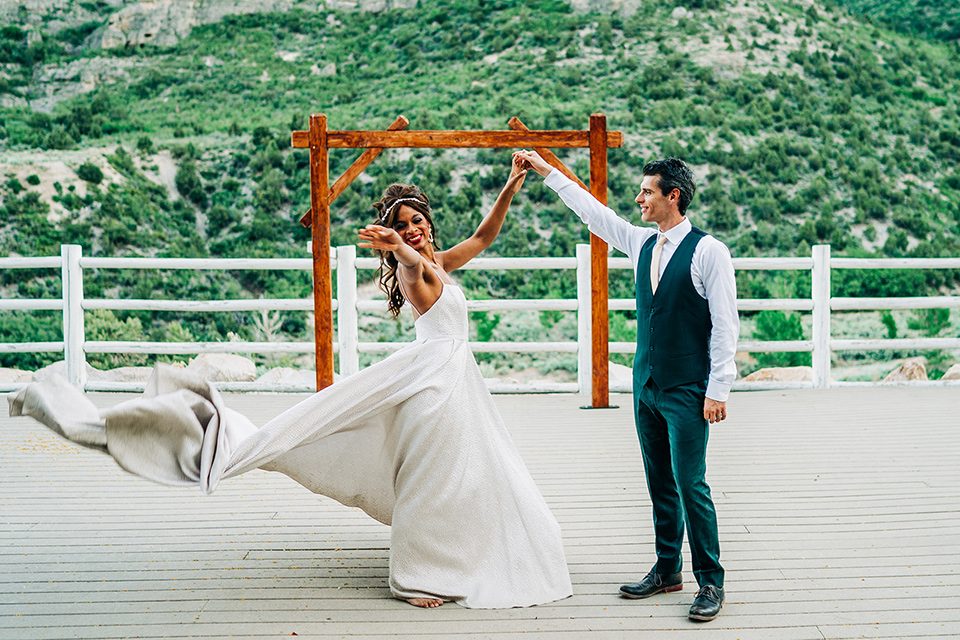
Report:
61,244,86,389
336,245,359,377
576,244,591,398
812,244,831,388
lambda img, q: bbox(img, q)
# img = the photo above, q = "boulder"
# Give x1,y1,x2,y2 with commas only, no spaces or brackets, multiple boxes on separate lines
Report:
742,366,813,382
311,62,337,76
186,353,256,382
95,366,156,383
32,360,100,382
32,361,161,383
566,0,645,15
940,363,960,381
256,367,316,386
609,361,633,388
882,357,927,382
0,368,32,383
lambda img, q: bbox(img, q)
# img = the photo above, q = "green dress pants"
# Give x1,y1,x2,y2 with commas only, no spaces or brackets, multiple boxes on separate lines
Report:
634,377,724,588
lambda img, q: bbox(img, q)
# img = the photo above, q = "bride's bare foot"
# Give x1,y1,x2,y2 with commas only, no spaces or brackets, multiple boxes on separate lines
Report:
395,595,444,608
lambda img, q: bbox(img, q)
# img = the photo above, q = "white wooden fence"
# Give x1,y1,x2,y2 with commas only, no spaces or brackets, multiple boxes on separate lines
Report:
2,244,959,393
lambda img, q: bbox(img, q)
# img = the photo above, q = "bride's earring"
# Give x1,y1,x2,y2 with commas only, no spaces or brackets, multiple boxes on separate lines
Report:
428,228,434,244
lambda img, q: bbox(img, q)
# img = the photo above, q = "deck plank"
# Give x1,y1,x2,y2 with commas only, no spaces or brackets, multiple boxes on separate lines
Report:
2,387,959,639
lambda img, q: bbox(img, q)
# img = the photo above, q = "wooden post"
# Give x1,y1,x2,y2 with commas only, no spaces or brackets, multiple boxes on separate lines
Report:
576,244,592,398
61,244,86,389
588,114,610,408
336,244,359,377
812,244,831,388
309,114,334,390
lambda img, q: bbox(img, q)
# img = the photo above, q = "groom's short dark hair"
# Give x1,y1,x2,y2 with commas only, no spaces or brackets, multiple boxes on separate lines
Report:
643,158,696,215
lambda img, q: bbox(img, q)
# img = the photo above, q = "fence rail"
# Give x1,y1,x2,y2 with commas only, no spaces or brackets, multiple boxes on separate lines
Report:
1,244,959,393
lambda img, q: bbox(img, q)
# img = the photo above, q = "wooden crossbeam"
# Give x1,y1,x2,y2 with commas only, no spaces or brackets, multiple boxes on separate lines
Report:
299,115,409,228
292,129,623,149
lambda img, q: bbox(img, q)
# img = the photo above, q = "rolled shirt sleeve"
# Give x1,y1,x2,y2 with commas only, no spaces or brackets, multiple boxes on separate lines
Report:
692,239,739,402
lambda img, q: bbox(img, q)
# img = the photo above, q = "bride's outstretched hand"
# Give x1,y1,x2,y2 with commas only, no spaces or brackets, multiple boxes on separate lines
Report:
358,224,404,252
502,154,528,196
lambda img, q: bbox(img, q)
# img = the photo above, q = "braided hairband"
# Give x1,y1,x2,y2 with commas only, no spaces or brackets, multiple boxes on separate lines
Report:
377,197,424,225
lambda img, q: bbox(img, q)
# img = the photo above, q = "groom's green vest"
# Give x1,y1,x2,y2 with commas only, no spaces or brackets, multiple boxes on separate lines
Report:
633,227,712,391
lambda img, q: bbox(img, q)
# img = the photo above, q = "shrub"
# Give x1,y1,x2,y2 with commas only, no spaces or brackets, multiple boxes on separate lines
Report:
207,204,241,234
43,126,75,150
85,309,147,369
752,310,811,367
908,308,951,337
175,162,206,207
76,162,103,184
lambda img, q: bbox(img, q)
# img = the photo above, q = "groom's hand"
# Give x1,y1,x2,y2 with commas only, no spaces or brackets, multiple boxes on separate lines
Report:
513,150,553,177
704,398,727,424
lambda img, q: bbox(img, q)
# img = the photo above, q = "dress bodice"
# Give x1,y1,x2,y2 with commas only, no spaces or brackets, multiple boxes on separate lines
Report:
414,285,468,343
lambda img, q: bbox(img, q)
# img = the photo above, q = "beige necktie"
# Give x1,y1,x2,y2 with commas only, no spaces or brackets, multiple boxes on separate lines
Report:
650,234,668,295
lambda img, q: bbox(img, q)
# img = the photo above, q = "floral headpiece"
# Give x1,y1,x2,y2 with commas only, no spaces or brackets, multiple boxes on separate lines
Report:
377,197,424,225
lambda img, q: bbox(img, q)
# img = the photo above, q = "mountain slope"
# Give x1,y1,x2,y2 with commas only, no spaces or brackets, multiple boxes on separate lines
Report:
834,0,960,42
1,0,959,373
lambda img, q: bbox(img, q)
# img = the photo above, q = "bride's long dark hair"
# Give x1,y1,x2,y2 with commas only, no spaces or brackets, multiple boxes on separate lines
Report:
372,184,440,318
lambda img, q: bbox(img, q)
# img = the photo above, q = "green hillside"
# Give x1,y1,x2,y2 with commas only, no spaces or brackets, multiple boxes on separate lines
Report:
834,0,960,41
1,0,959,376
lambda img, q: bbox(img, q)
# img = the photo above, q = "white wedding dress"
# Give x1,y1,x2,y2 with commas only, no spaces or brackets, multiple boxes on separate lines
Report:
8,283,573,609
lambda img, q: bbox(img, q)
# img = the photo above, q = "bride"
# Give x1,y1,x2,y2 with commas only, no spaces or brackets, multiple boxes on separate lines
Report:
9,156,573,610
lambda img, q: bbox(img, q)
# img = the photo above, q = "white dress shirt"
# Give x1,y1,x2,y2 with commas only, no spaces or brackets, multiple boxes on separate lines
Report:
544,169,739,401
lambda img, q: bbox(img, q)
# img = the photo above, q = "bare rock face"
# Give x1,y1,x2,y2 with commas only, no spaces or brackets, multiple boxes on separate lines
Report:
566,0,645,14
0,1,125,34
186,353,257,382
90,0,193,49
742,366,813,382
325,0,417,10
87,0,315,50
940,363,960,381
31,58,138,111
882,357,928,382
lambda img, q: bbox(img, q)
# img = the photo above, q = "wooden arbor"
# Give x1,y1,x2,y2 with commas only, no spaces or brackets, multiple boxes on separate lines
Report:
291,114,623,407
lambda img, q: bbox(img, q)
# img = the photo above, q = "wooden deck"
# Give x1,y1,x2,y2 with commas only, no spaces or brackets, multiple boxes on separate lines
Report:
2,388,959,640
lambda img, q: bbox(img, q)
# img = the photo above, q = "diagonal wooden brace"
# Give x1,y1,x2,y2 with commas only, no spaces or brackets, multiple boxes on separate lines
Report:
300,115,410,228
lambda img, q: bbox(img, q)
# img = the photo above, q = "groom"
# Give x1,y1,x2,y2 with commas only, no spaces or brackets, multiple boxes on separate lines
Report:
515,151,738,622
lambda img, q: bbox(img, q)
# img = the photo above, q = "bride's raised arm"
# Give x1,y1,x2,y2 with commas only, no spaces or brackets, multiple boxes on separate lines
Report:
436,155,527,273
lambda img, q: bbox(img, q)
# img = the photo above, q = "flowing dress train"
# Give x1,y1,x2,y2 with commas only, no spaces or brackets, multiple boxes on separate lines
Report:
8,284,573,609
